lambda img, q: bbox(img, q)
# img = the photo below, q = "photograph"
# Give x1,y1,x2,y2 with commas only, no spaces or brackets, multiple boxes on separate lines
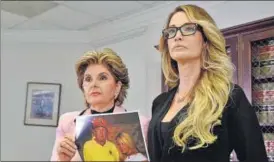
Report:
24,82,61,127
75,111,149,162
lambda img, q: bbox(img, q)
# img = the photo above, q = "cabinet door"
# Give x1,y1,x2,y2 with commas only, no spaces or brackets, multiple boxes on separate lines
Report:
242,28,274,161
225,35,239,84
241,28,274,102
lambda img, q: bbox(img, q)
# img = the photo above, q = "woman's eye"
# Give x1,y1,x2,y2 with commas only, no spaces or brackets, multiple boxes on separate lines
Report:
168,28,176,35
183,26,195,32
99,75,107,80
186,27,195,31
84,76,91,82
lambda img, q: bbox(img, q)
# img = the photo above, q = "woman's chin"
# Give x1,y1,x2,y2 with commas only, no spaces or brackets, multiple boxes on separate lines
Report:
88,99,103,106
171,53,200,62
171,51,187,58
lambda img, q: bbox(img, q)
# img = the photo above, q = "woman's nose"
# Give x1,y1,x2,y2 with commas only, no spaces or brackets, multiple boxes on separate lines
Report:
175,36,183,41
174,30,183,41
90,79,98,87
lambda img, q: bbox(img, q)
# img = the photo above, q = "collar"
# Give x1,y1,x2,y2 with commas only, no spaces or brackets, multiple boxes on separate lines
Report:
73,105,126,123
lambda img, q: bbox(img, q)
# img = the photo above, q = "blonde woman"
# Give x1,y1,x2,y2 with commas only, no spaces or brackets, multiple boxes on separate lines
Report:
147,4,268,162
50,48,150,161
115,132,148,162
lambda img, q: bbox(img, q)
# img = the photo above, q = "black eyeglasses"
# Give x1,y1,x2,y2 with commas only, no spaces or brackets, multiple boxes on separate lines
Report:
162,23,202,39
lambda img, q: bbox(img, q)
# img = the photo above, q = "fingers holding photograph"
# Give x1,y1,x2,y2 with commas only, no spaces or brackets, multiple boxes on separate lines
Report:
75,111,149,162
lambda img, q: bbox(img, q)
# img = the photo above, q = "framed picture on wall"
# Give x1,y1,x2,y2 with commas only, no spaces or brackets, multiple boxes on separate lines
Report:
24,82,62,127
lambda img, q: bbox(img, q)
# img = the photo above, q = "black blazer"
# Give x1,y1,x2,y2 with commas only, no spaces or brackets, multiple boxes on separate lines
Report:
147,84,268,162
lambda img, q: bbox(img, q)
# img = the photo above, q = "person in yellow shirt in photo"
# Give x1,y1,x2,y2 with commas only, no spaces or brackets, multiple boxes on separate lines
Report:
83,117,120,161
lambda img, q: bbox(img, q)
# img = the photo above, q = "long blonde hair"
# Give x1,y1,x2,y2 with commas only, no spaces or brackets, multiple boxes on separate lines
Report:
115,132,138,161
159,5,235,152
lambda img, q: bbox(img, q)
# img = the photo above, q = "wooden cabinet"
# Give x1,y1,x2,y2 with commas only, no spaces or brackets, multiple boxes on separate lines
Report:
222,16,274,161
221,16,274,102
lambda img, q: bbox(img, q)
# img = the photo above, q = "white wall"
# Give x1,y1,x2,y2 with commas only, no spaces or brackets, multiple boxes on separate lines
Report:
208,1,274,29
1,42,91,160
1,1,274,161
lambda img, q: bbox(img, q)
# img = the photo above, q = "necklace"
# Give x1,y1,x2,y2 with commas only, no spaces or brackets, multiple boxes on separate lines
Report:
176,86,194,103
176,89,187,103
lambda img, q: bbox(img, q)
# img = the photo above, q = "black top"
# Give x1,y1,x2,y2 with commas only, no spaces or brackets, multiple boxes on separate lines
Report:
147,84,268,162
73,105,115,123
160,122,170,145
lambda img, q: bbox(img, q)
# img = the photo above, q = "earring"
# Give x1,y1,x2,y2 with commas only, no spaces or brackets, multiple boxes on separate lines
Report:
114,92,118,99
201,48,208,70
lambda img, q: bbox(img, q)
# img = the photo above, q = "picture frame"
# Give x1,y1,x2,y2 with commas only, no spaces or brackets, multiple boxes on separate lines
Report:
75,111,150,162
24,82,62,127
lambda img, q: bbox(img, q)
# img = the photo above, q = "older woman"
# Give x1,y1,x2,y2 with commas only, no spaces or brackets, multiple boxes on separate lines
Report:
115,132,148,162
50,48,150,161
147,4,268,162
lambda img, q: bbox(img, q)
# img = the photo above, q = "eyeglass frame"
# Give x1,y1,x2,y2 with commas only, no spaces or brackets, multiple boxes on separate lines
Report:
162,22,204,40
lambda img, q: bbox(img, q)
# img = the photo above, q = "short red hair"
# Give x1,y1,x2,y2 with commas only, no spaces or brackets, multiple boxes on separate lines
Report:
91,117,108,129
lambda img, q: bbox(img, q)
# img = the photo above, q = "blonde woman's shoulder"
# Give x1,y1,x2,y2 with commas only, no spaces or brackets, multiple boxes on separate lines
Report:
230,84,246,100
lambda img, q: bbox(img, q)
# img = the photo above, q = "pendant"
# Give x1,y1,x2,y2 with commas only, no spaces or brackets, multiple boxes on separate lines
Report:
177,95,185,103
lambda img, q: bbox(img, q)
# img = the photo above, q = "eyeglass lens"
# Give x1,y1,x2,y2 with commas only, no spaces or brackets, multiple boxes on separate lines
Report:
163,23,197,39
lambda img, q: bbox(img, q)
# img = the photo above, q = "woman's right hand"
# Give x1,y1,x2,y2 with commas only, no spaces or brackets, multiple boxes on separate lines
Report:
57,135,77,161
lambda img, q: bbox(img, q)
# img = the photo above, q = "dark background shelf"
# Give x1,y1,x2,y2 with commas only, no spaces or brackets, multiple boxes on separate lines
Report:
260,125,274,133
252,77,274,84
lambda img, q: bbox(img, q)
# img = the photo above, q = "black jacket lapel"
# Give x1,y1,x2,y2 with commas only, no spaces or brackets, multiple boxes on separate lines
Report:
147,87,178,162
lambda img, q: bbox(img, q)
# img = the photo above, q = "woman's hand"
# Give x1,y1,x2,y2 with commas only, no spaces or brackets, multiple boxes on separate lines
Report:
57,135,77,161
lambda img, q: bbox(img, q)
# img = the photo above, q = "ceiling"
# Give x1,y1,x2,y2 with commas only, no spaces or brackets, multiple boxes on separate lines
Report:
1,1,169,31
1,1,228,45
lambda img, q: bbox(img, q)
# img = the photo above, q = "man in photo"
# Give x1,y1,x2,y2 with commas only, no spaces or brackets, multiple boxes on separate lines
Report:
83,117,120,161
